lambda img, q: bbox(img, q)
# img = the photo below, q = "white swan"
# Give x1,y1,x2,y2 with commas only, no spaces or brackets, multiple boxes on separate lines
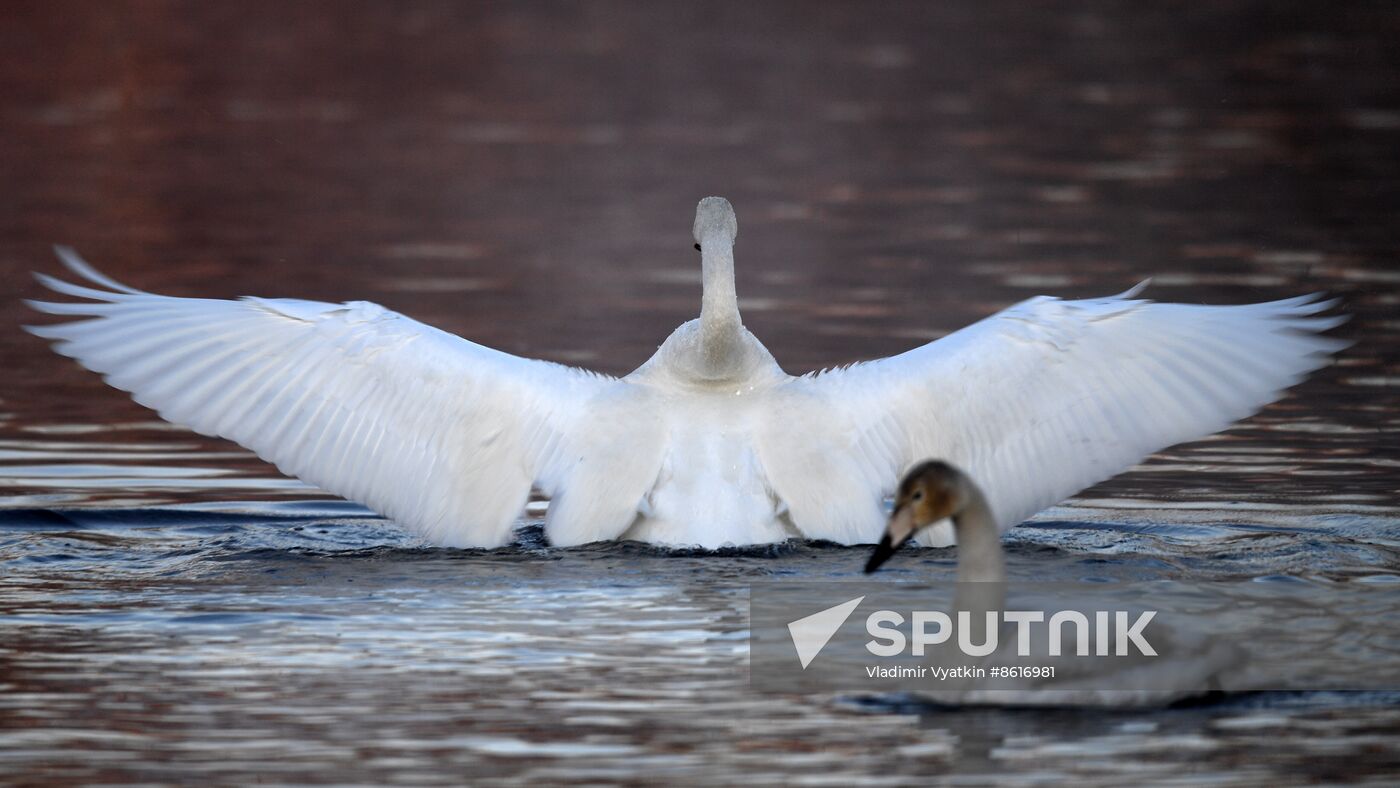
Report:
861,460,1239,706
26,197,1345,549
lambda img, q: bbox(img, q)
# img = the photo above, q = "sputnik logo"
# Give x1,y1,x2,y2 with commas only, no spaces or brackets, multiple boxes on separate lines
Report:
787,596,865,669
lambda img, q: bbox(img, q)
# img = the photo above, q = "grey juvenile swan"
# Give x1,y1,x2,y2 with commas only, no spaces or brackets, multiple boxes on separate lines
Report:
863,460,1241,706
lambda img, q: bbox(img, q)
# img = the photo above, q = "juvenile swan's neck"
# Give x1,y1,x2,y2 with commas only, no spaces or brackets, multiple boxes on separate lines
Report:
953,483,1005,585
694,197,742,377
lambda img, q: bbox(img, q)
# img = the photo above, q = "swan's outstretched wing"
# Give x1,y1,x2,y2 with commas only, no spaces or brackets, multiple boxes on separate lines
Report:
26,248,664,548
758,285,1347,545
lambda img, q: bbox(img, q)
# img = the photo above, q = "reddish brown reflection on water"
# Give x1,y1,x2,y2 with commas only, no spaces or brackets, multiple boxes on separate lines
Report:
1,2,1395,512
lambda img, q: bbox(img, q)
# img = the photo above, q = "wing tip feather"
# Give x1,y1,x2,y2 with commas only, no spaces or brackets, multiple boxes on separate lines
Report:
1114,278,1152,299
21,322,67,340
52,246,146,295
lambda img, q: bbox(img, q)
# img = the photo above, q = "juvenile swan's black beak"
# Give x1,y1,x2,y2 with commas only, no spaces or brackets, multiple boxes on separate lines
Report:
866,504,916,574
865,533,898,574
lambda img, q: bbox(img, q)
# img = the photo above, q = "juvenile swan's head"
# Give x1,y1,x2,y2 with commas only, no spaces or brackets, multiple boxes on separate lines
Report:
692,196,738,248
865,460,972,573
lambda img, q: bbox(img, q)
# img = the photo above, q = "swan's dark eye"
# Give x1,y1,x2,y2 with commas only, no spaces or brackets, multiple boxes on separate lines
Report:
694,243,702,252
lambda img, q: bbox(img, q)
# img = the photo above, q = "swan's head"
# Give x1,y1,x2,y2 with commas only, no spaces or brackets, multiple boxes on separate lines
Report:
865,460,971,574
692,196,737,249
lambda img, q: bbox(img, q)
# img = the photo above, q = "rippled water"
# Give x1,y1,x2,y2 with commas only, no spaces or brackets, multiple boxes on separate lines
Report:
3,500,1400,783
4,1,1400,784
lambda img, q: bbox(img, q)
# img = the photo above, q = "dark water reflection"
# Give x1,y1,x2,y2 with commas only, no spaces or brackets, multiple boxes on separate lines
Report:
2,0,1399,784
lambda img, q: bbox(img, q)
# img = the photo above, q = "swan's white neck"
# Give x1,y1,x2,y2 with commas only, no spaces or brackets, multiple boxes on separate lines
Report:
692,196,744,380
628,198,784,387
699,240,740,370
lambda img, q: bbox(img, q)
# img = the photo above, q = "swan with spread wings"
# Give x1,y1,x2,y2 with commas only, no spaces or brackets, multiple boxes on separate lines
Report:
25,197,1346,548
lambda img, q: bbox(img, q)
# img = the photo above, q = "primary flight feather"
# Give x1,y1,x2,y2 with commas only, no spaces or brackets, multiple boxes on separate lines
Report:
26,197,1346,548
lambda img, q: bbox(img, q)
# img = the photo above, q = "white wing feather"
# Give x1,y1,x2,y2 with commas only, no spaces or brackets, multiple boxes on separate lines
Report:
26,248,662,548
759,286,1347,545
